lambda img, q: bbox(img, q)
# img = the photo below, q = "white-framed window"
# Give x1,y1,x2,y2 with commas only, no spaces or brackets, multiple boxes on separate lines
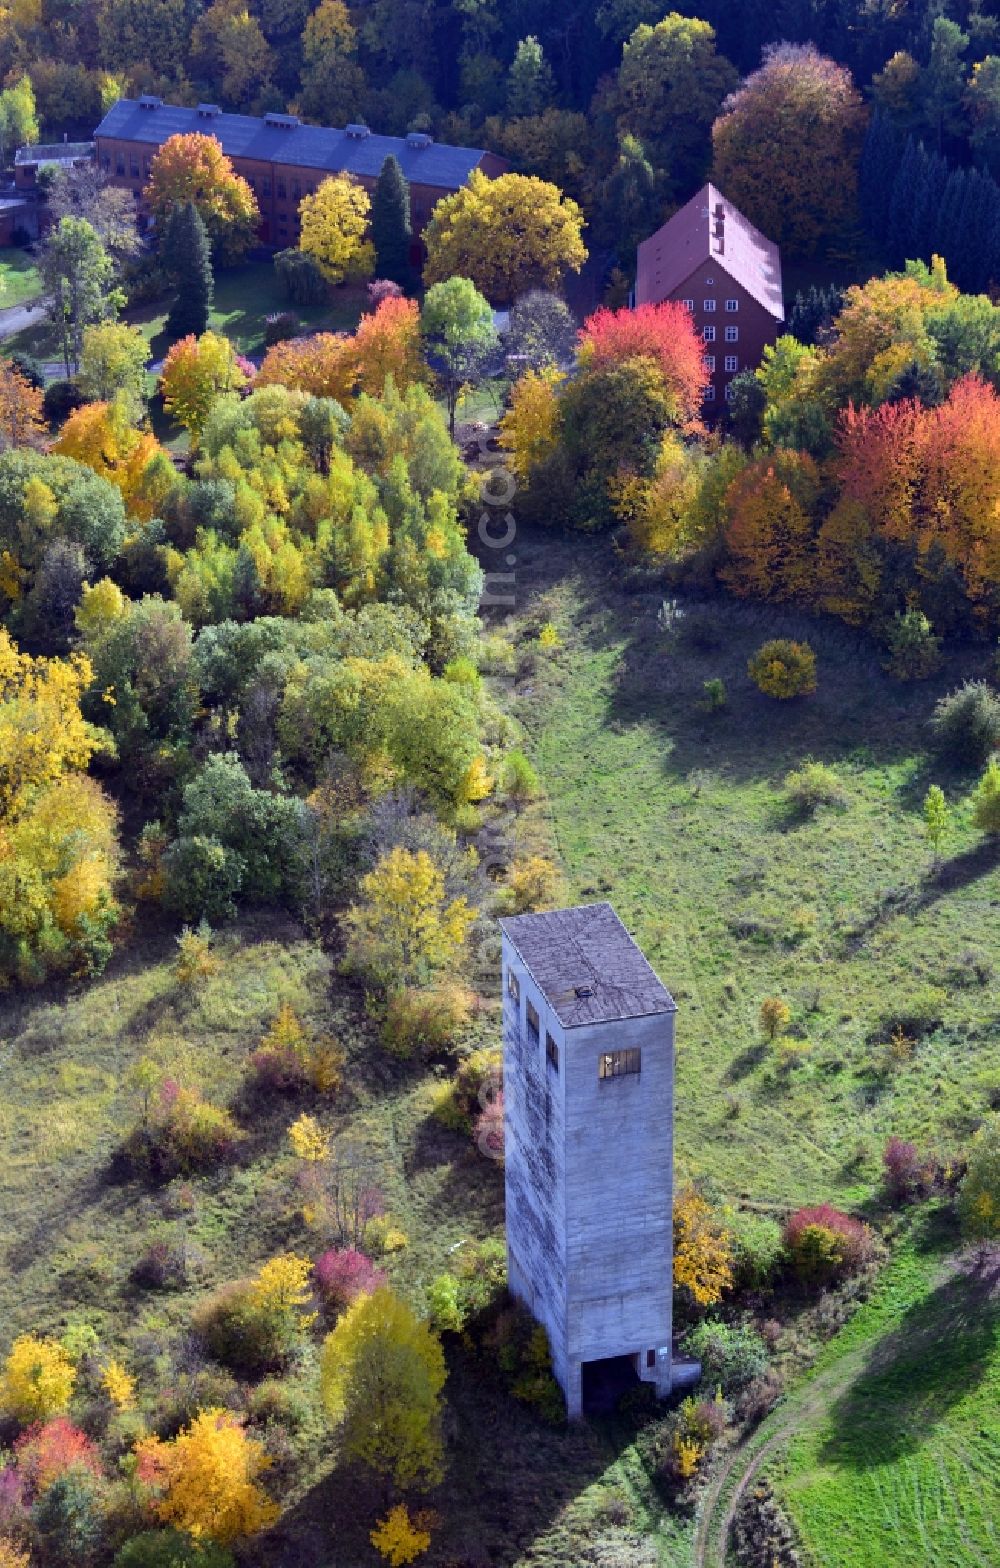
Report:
681,298,694,311
725,355,738,372
703,297,716,312
704,354,715,371
703,325,716,341
724,382,735,400
725,299,739,312
704,384,716,400
725,325,739,342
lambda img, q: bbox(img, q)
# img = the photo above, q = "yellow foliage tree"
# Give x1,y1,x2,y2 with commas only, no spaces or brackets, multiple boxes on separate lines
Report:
288,1113,331,1163
74,577,128,640
344,846,475,986
298,174,374,284
160,331,249,442
0,1538,30,1568
247,1254,316,1327
53,397,174,521
144,133,259,262
0,1334,76,1422
498,368,563,481
423,169,587,305
135,1409,279,1544
371,1505,434,1567
102,1357,136,1411
320,1287,446,1490
0,630,104,819
673,1186,734,1307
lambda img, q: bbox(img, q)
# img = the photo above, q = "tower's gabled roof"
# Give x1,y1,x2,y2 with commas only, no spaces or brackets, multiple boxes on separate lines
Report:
635,181,784,321
500,902,675,1029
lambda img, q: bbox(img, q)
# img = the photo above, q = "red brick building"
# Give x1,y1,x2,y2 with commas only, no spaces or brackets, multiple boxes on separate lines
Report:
93,98,505,258
635,183,784,410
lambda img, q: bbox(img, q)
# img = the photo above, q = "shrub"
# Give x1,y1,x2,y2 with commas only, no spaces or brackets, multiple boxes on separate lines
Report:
0,1336,76,1423
314,1249,386,1316
883,608,941,680
247,1004,344,1096
882,1136,935,1204
363,1216,408,1255
500,750,540,804
172,923,220,986
929,681,1000,767
14,1419,101,1496
113,1532,236,1568
263,312,300,346
382,982,473,1059
432,1048,501,1133
728,1212,784,1291
126,1080,241,1181
131,1237,195,1292
971,756,1000,834
957,1115,1000,1242
758,996,790,1041
683,1320,768,1395
195,1256,315,1377
487,1306,564,1424
370,1504,433,1567
160,835,245,924
783,760,845,812
41,380,85,425
273,247,328,305
31,1464,107,1566
503,856,557,914
878,984,946,1042
426,1273,465,1333
703,677,727,711
783,1204,873,1283
473,1090,504,1164
748,639,816,699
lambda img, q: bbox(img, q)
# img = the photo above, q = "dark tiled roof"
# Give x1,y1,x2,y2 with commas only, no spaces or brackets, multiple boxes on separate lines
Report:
15,142,94,164
636,181,784,321
500,903,675,1028
93,100,488,191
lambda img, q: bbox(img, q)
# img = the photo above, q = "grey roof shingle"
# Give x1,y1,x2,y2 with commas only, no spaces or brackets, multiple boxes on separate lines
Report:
93,100,488,191
500,903,675,1029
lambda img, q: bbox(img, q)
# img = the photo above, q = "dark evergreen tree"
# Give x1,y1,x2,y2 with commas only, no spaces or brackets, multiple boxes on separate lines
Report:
883,360,944,406
887,136,923,265
910,145,949,266
936,166,970,276
789,284,845,346
163,202,214,340
371,155,413,289
859,108,903,249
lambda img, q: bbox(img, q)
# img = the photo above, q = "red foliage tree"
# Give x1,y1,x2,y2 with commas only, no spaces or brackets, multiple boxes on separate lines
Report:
783,1203,872,1283
918,374,1000,607
14,1419,102,1498
313,1248,386,1313
579,302,707,429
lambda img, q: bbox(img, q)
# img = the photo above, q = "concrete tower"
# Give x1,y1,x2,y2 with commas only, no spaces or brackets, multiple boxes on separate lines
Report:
499,902,676,1418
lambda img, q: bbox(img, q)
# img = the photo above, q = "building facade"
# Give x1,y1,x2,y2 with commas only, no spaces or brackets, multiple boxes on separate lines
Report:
635,182,784,410
500,903,676,1419
93,98,505,254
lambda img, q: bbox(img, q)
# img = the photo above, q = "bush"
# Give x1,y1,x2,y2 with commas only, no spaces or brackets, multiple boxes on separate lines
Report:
929,681,1000,767
503,855,558,914
247,1004,344,1096
14,1418,102,1497
113,1532,236,1568
783,760,845,812
759,996,790,1041
0,1336,75,1422
883,608,941,680
432,1048,501,1133
748,639,816,699
682,1320,768,1395
703,677,727,711
274,247,329,305
971,756,1000,834
41,380,86,425
263,311,300,346
161,836,246,924
126,1080,241,1181
313,1249,386,1316
500,750,540,804
878,984,946,1042
382,982,473,1059
783,1204,873,1284
728,1212,783,1291
195,1268,308,1378
882,1136,936,1204
31,1464,106,1566
486,1306,564,1424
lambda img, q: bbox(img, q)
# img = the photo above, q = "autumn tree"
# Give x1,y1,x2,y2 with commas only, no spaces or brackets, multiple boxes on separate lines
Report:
135,1409,279,1544
673,1186,734,1308
498,367,563,481
423,169,587,306
711,44,868,256
53,397,173,521
0,361,46,450
580,302,706,431
189,0,274,108
720,449,820,603
40,217,123,378
160,331,249,442
78,321,150,416
299,174,374,285
371,154,413,289
971,757,1000,834
616,13,737,193
355,296,423,396
297,0,366,123
162,201,214,340
0,1334,76,1422
958,1115,1000,1242
923,784,950,862
256,331,358,402
144,134,259,263
344,846,475,987
0,75,37,168
748,639,817,699
320,1287,446,1490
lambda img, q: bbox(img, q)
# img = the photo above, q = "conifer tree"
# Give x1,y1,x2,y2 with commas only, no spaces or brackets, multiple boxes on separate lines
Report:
370,155,413,290
859,107,902,249
164,202,214,340
887,136,922,265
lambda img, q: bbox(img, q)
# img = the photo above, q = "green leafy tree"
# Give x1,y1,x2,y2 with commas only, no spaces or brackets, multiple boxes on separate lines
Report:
923,784,949,863
78,321,149,417
370,155,413,289
40,218,123,378
320,1286,447,1490
0,76,38,169
616,13,737,193
421,277,498,435
971,757,1000,835
958,1115,1000,1242
507,35,555,117
163,201,215,340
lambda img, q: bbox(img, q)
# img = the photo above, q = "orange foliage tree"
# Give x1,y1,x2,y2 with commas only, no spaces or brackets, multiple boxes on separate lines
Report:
0,361,46,449
720,449,820,602
354,296,424,396
579,302,706,430
711,44,868,256
53,398,174,521
918,374,1000,610
144,133,259,262
135,1408,278,1544
257,331,359,403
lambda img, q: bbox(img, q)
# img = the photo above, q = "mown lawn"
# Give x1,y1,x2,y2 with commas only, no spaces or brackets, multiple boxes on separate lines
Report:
506,528,1000,1211
776,1208,999,1568
0,248,43,307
